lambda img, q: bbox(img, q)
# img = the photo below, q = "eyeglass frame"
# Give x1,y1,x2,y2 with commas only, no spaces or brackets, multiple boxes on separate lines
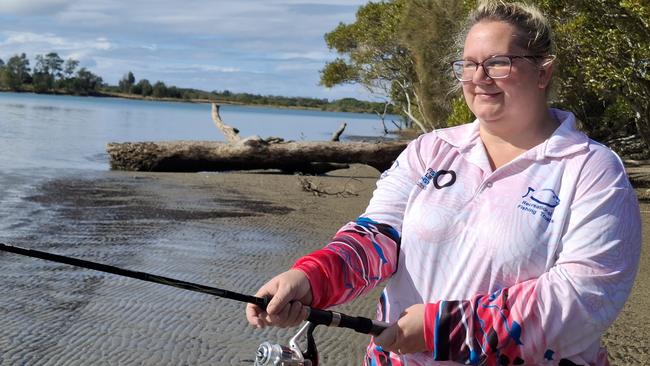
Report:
450,54,555,82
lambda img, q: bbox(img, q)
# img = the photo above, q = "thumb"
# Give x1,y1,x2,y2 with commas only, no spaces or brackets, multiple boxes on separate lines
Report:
266,282,295,315
373,322,398,351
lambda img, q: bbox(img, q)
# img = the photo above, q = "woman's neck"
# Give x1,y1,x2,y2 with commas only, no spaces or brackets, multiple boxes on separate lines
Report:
479,109,559,170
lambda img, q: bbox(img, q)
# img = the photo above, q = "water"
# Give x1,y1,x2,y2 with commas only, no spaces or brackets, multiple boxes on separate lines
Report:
0,91,397,245
0,92,389,364
0,92,396,173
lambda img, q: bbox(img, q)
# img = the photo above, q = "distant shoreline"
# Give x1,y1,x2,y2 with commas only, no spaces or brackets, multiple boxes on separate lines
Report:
0,88,389,115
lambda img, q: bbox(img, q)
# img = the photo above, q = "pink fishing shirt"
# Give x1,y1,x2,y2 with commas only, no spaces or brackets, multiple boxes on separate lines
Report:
294,109,641,365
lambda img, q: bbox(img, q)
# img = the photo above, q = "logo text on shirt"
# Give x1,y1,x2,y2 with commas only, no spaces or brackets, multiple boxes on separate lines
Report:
517,187,560,222
417,168,457,190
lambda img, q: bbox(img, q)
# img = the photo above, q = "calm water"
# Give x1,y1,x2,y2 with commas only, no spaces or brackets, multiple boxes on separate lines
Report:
0,91,397,238
0,92,396,172
0,92,394,363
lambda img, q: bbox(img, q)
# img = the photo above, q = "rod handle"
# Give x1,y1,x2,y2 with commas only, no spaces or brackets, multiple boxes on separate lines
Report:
306,307,388,336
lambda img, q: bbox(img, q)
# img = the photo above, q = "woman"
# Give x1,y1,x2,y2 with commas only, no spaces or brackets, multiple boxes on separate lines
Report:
246,2,641,365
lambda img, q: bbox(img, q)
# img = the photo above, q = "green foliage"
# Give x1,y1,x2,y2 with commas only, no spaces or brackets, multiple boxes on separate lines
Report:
399,0,466,128
447,96,475,127
134,79,153,96
535,0,650,149
118,71,135,93
152,81,168,98
321,0,412,98
320,0,649,150
320,58,359,87
320,0,466,131
72,67,103,95
1,53,31,90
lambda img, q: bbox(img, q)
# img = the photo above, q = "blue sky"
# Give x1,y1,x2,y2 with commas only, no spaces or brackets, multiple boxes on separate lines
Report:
0,0,372,100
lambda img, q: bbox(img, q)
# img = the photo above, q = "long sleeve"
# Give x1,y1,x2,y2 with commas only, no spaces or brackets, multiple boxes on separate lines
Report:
423,173,642,365
292,138,425,309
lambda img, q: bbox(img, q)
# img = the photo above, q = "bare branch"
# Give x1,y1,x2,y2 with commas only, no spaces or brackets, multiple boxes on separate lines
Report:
297,176,361,197
211,103,242,144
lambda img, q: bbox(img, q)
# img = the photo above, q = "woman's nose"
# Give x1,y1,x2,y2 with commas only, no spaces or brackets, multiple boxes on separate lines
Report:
471,65,492,84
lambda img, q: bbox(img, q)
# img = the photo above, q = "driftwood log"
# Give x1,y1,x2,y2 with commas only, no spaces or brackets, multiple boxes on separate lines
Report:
107,103,408,174
106,140,407,174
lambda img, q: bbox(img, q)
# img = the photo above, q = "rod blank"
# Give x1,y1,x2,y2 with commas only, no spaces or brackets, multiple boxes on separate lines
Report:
0,242,387,335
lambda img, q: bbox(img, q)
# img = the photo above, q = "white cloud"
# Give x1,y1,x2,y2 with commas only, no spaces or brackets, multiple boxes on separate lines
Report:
274,51,331,61
0,32,112,51
163,64,242,74
0,0,74,15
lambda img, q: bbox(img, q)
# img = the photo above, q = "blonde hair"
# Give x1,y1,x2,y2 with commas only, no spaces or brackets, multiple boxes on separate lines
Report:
456,1,555,57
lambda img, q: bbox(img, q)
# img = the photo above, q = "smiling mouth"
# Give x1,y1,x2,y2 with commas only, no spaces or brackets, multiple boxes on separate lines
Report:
476,92,501,98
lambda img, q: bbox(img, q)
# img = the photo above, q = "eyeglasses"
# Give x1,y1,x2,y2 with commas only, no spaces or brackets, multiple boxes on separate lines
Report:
451,55,546,82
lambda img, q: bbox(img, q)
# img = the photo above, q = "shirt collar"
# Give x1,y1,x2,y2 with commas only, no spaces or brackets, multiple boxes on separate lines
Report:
434,108,589,160
539,109,589,159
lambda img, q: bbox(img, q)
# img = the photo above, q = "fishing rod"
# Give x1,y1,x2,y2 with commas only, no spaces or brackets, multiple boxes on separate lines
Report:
0,242,388,365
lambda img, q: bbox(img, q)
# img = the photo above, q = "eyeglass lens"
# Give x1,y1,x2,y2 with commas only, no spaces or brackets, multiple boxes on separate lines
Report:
453,56,512,81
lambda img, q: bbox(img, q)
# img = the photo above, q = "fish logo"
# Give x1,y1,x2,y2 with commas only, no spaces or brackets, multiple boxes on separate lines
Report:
522,187,560,208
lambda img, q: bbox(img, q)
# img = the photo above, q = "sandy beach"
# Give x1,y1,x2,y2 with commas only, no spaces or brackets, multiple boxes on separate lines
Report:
0,164,647,365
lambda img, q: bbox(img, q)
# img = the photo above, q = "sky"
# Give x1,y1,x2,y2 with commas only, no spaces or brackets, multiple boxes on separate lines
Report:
0,0,372,100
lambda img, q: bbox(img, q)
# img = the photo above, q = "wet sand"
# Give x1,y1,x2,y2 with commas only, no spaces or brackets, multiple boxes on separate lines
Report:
0,165,648,365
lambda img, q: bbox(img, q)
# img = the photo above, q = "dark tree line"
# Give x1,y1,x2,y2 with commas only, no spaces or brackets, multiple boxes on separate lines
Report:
0,52,399,115
0,52,103,95
109,70,397,114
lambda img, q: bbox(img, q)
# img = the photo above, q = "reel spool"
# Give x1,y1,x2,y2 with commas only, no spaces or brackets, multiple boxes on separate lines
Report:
255,322,318,366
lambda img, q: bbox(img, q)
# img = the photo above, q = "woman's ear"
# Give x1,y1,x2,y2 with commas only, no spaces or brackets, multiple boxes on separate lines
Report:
537,55,556,89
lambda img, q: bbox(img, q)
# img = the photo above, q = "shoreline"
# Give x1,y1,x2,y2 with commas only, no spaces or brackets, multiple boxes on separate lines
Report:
0,89,387,115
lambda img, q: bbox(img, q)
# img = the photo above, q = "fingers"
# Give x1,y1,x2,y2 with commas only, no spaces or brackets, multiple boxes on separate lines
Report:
245,269,311,329
372,304,428,355
373,322,399,354
266,278,294,315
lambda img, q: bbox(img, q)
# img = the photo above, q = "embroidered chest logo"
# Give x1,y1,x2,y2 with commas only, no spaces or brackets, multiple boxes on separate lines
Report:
417,168,457,190
517,187,560,222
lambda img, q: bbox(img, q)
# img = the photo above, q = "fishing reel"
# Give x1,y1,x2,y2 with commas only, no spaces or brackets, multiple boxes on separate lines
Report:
255,321,319,366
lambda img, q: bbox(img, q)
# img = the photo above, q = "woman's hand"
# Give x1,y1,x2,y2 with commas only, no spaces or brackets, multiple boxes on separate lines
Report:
373,304,427,355
245,269,313,328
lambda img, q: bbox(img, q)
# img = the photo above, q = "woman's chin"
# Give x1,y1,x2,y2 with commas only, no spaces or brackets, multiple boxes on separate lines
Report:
472,108,504,123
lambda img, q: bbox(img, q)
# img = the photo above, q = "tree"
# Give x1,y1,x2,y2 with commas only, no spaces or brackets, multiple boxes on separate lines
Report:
320,0,466,132
33,54,54,92
2,53,31,90
32,52,65,92
536,0,650,150
73,67,103,95
152,81,168,98
63,58,79,79
398,0,467,129
118,71,135,93
136,79,153,96
320,0,419,127
62,58,80,92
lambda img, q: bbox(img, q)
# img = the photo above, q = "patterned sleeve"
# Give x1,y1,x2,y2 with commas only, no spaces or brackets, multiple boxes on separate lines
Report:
293,217,401,309
423,166,642,365
292,137,424,309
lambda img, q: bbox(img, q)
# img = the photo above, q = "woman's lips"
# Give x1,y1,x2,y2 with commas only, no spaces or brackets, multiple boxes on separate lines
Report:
476,91,502,99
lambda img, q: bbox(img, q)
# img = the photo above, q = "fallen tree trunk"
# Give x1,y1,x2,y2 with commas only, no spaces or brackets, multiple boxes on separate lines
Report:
107,140,407,174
